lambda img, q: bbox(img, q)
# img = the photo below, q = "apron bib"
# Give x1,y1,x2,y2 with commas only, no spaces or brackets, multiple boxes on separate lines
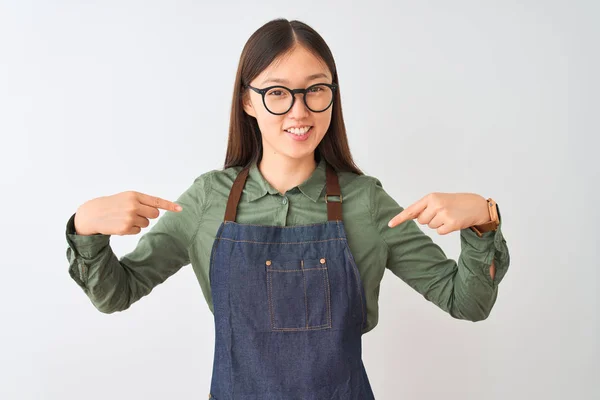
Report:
208,162,375,399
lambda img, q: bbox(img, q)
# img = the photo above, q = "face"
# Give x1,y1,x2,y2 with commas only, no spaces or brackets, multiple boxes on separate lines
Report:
243,45,334,163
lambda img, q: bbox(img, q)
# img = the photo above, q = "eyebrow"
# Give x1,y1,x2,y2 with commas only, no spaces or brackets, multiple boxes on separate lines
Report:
260,73,330,86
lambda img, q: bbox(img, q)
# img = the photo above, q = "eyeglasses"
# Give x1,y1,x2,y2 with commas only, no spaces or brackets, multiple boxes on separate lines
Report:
244,83,338,115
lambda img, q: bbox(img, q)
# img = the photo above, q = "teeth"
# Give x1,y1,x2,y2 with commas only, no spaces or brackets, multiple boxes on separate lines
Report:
285,126,311,135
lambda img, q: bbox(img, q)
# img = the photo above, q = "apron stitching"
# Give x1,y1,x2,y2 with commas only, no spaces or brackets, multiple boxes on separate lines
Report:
267,260,332,331
267,266,274,330
324,266,332,327
335,220,342,239
209,224,225,295
272,325,331,331
220,221,332,228
269,268,326,272
215,237,344,245
302,260,308,329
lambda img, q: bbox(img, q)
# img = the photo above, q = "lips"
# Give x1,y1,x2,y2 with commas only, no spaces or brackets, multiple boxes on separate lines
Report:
284,126,313,142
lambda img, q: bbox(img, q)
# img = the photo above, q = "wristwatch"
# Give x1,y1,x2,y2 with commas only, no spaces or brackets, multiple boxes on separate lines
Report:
469,198,500,237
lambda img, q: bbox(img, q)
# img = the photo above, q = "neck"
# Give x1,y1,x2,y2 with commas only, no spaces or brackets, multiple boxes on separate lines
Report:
258,153,318,195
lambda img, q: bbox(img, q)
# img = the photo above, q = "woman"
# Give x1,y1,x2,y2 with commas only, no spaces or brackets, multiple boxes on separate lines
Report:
66,18,510,399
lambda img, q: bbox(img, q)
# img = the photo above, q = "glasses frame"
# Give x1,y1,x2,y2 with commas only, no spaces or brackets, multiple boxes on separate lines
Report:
244,82,338,115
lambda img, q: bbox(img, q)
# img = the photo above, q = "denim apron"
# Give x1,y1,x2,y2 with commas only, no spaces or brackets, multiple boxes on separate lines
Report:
208,162,375,399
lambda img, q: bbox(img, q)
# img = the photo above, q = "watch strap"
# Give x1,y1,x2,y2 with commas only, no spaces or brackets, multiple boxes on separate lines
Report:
470,198,500,237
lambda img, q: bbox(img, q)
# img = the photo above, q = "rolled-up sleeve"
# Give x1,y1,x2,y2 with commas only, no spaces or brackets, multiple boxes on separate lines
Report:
65,176,206,314
368,177,510,322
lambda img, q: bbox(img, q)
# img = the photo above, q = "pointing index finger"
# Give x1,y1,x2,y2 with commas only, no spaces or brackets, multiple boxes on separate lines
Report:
388,197,427,228
137,192,182,212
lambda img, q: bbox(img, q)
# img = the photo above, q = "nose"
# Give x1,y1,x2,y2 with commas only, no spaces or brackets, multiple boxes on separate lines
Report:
287,92,310,118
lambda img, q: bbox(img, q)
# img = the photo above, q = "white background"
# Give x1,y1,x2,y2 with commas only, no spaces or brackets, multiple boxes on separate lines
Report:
1,0,598,399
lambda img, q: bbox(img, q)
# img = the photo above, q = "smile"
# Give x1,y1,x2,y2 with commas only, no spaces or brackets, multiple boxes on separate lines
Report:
284,126,312,135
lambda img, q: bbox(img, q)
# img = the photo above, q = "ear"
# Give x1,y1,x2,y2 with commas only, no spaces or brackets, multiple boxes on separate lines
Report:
242,91,257,118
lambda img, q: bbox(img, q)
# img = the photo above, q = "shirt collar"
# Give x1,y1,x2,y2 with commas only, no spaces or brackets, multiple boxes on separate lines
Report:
245,162,279,202
245,158,327,203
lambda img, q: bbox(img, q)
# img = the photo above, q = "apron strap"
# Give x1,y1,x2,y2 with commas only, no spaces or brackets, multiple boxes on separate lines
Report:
223,161,343,222
224,166,250,222
325,162,343,221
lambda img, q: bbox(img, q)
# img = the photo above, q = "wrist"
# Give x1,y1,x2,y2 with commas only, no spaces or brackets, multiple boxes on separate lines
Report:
73,211,96,236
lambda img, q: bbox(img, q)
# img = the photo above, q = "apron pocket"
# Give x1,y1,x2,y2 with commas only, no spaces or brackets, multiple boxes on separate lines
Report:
266,257,332,331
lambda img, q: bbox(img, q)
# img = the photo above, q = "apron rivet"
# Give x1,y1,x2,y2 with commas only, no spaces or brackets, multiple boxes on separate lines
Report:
266,260,272,266
320,258,326,264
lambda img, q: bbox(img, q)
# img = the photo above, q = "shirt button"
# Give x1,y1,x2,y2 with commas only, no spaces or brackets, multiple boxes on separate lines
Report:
282,197,288,205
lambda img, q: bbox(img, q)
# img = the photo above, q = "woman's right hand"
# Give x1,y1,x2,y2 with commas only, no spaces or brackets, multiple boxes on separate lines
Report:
74,191,183,236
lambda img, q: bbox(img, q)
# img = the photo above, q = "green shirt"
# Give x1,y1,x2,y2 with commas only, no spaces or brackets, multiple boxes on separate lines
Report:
65,158,510,333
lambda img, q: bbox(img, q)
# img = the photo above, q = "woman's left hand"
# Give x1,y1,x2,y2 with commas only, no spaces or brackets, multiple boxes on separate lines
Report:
388,193,491,235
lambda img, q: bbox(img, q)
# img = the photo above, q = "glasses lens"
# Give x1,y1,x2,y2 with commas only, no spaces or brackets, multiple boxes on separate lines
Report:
305,84,334,112
264,87,293,114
